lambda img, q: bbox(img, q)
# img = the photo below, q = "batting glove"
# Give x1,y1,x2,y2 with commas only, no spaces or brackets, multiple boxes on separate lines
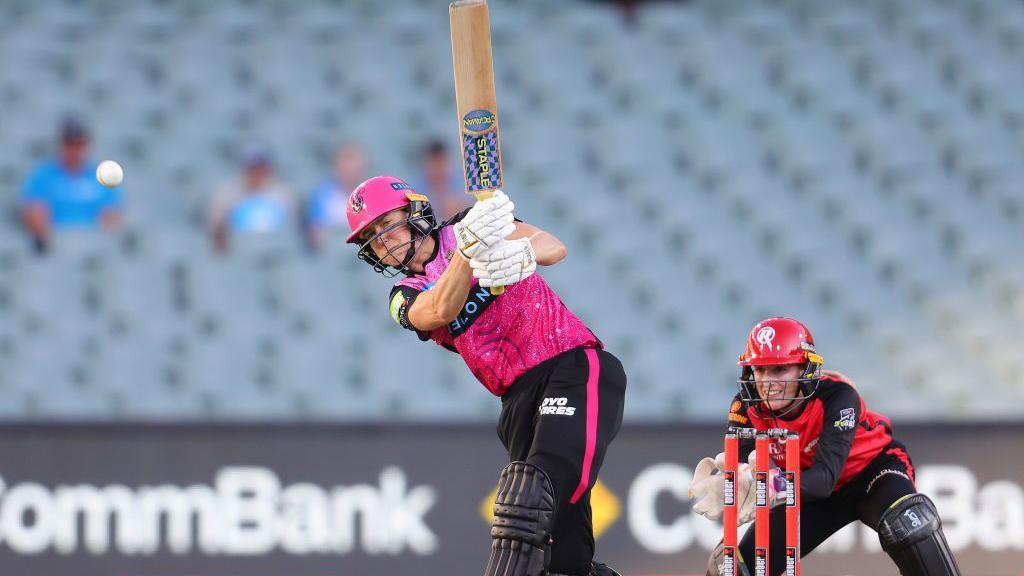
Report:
453,190,515,259
469,237,537,288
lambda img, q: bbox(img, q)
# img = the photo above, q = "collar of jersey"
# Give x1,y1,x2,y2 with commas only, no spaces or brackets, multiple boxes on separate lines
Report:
405,231,442,277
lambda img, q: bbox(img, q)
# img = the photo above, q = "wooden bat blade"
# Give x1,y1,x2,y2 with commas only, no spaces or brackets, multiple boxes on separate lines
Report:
450,0,503,200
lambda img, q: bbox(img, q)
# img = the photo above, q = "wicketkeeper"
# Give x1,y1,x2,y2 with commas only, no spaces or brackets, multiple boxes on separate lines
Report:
690,317,961,576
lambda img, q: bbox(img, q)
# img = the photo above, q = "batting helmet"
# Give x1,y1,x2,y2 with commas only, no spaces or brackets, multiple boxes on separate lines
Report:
346,175,437,276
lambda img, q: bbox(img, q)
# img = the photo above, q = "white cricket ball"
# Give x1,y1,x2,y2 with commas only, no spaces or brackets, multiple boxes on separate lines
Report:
96,160,124,188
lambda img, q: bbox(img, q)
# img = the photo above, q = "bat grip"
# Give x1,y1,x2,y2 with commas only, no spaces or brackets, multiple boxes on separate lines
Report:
473,191,504,296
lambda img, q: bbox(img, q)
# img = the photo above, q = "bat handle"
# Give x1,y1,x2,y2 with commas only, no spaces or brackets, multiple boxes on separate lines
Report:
473,191,505,296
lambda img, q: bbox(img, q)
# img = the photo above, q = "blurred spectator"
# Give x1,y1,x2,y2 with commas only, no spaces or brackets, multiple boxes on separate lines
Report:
20,117,122,253
304,143,367,251
588,0,660,26
413,138,467,219
207,146,295,253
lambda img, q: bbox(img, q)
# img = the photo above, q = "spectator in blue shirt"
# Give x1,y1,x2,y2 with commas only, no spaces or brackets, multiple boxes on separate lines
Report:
207,146,295,253
21,117,122,252
304,143,366,251
413,138,467,220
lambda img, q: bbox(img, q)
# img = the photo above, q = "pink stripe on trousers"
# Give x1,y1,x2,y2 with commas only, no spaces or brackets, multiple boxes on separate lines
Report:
570,348,600,504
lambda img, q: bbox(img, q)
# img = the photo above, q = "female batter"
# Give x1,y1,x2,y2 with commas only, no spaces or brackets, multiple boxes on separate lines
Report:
691,317,961,576
345,176,626,576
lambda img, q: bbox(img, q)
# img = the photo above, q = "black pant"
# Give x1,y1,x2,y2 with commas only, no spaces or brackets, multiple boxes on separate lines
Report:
738,442,917,576
498,346,627,576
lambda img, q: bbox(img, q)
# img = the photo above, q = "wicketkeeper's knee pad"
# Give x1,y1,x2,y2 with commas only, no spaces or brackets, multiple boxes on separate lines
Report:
877,493,961,576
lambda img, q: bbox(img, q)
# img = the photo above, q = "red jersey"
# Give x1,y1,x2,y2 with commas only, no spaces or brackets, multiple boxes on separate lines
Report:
727,371,895,501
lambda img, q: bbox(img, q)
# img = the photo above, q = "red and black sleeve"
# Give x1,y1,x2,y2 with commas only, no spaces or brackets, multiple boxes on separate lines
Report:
802,383,862,501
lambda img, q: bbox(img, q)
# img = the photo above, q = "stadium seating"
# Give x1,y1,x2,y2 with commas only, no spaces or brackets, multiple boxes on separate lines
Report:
0,0,1020,421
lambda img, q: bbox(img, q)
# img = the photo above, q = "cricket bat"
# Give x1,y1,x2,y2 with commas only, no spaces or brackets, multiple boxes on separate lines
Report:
450,0,506,294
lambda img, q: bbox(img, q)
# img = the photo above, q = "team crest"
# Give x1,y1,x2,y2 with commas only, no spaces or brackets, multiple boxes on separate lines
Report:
834,407,856,431
349,190,365,214
755,326,776,350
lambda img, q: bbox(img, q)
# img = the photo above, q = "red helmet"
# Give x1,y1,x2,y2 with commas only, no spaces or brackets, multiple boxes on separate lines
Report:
345,175,436,276
737,317,825,417
738,317,824,368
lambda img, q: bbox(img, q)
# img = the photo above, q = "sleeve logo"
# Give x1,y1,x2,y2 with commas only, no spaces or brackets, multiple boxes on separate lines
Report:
390,292,407,326
729,412,749,425
834,407,856,431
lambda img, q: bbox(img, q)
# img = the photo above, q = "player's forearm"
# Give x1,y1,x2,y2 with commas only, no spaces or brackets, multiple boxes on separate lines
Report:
800,467,838,501
528,231,566,266
430,254,475,321
508,223,565,266
801,430,855,501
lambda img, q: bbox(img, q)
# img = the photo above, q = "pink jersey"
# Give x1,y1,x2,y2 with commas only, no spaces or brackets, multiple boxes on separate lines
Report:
392,223,600,396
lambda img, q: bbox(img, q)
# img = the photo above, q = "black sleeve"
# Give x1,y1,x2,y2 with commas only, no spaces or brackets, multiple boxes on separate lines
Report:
441,205,523,228
441,207,473,227
726,394,756,461
388,286,432,341
802,383,862,501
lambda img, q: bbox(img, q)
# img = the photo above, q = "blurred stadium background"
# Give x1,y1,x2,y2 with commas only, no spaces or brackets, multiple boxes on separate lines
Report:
0,0,1021,574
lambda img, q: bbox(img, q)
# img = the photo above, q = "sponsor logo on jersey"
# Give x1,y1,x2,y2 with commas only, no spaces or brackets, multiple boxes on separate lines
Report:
834,407,856,431
755,326,775,350
447,285,496,337
539,397,576,416
803,437,819,454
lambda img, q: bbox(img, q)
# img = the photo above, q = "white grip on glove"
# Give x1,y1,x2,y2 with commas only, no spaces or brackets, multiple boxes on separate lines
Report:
453,190,515,259
469,237,537,288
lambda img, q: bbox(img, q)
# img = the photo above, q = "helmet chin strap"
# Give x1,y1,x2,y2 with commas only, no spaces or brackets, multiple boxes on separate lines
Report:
396,226,429,274
399,237,418,270
758,387,812,421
